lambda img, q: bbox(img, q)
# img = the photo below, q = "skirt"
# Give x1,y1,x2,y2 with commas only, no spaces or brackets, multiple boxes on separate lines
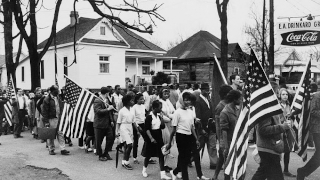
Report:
141,129,164,157
120,123,133,144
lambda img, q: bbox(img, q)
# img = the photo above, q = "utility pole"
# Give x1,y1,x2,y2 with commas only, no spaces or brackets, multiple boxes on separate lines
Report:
262,0,266,69
268,0,274,75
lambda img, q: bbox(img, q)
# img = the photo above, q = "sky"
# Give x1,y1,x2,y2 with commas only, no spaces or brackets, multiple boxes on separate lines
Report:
0,0,319,55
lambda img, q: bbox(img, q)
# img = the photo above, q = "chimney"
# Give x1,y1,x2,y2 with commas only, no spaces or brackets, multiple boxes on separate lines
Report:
70,11,79,26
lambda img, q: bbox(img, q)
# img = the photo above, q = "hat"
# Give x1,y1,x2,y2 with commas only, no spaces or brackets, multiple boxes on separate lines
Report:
200,83,210,89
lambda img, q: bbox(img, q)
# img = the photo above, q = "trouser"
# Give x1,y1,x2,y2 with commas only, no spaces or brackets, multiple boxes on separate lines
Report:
47,118,66,151
108,115,117,151
191,136,203,178
173,133,193,180
14,109,26,136
94,126,113,157
299,133,320,177
133,123,145,158
199,132,217,167
251,151,284,180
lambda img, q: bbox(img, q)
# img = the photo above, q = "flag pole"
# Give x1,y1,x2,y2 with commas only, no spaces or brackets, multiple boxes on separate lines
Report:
213,53,228,85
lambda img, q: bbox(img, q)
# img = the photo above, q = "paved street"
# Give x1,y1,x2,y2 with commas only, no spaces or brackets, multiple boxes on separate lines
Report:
0,131,319,180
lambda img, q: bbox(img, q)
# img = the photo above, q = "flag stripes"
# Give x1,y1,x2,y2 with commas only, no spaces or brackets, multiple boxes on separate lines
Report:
4,76,16,126
290,59,311,161
58,77,95,138
225,49,283,179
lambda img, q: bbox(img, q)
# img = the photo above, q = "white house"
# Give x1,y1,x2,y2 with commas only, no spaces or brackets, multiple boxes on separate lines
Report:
14,11,175,90
0,52,27,89
274,48,320,89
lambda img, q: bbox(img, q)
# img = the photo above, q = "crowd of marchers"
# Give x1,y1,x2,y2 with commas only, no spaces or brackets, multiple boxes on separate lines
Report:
0,74,319,180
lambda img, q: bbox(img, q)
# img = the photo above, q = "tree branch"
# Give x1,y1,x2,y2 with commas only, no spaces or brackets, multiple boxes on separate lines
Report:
38,0,62,60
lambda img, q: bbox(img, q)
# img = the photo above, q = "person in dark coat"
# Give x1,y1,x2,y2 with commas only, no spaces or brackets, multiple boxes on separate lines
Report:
194,83,217,169
12,89,27,138
42,85,69,155
93,87,115,161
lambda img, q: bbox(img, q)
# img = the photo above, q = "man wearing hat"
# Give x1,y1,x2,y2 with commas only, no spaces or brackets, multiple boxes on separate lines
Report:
195,83,217,169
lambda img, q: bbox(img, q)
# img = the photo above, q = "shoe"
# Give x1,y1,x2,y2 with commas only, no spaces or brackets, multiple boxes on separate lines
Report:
210,165,216,169
99,157,108,161
123,163,133,170
176,172,182,179
46,145,48,149
87,148,93,152
79,146,85,149
142,167,148,178
49,151,56,155
69,142,73,147
283,171,296,177
61,150,70,155
170,170,176,180
14,135,18,138
105,154,113,160
160,171,172,180
164,166,172,173
41,139,45,143
297,168,305,180
133,159,139,164
17,135,23,138
149,159,157,164
197,175,210,180
188,162,193,167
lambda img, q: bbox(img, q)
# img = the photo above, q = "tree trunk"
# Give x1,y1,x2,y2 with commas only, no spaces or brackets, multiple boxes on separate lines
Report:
29,49,41,91
2,0,15,86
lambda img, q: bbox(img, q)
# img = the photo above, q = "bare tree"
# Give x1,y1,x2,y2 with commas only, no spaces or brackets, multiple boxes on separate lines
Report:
0,0,24,86
166,34,184,51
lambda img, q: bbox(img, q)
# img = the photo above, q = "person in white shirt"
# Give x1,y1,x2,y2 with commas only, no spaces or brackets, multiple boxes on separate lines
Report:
142,87,151,112
116,94,140,170
110,85,123,151
131,93,146,164
167,92,200,180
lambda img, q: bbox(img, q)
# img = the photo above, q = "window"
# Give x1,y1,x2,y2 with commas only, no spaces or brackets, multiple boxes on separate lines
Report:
234,67,240,75
100,26,105,35
41,60,44,79
21,66,24,82
64,57,68,76
190,64,196,81
142,60,150,75
99,56,109,73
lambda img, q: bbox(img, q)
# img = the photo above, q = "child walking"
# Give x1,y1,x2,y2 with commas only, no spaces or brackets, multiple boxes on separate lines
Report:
141,100,171,179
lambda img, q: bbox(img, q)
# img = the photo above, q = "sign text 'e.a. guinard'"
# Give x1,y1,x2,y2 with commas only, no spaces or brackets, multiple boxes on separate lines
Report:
277,20,320,47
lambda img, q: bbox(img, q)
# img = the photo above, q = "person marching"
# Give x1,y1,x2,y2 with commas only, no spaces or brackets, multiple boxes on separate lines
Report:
116,94,140,170
132,93,146,164
141,100,171,179
167,92,200,180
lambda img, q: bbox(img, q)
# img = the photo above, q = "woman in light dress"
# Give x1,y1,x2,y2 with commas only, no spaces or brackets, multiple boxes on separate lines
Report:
116,94,140,170
158,88,175,172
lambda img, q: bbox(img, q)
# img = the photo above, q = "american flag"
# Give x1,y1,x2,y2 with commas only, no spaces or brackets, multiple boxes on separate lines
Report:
224,49,283,179
58,77,95,138
290,59,311,161
4,76,16,126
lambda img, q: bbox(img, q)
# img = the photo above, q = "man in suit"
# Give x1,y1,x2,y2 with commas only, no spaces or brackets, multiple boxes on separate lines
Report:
94,87,115,161
12,88,28,138
0,92,9,144
195,83,217,169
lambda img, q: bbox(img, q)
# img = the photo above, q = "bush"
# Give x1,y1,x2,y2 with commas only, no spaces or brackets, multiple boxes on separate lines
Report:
152,72,170,85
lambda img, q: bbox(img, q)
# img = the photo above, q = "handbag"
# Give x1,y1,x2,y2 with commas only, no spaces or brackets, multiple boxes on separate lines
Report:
38,127,57,140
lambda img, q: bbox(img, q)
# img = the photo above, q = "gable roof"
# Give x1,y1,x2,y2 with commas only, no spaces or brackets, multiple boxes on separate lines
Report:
38,17,165,52
274,48,303,66
0,52,27,67
166,30,221,60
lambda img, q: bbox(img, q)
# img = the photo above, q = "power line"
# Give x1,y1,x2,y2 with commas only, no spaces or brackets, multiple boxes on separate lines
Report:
310,0,320,6
289,0,313,14
284,0,308,15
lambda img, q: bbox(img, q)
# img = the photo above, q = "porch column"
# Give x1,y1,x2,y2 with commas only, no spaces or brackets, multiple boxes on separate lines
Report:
170,59,173,74
154,59,157,73
136,58,139,76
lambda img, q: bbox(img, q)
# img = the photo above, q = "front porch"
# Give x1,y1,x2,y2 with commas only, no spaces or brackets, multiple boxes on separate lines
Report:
125,51,178,86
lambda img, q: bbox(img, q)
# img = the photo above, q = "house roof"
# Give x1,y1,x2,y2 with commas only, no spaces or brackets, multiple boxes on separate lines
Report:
228,43,238,55
37,17,165,52
274,48,303,65
0,52,27,67
166,30,221,60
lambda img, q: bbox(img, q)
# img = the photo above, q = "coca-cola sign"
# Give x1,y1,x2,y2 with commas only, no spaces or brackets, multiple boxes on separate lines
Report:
280,30,320,46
